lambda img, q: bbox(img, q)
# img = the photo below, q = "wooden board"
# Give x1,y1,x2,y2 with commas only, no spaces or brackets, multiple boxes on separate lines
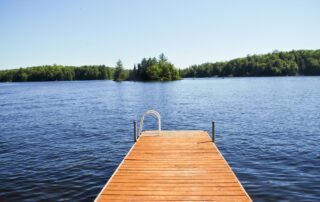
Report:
95,131,252,201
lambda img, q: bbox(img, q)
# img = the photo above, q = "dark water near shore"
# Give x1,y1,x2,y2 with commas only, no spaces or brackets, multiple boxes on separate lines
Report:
0,77,320,201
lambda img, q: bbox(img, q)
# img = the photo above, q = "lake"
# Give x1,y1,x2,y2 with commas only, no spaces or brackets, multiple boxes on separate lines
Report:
0,77,320,201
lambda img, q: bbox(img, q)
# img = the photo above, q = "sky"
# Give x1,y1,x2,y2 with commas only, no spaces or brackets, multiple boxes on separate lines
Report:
0,0,320,69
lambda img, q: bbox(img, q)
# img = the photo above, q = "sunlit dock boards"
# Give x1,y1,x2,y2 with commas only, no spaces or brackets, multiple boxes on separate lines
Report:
95,131,252,201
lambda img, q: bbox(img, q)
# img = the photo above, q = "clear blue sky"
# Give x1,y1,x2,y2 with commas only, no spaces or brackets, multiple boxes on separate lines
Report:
1,0,319,69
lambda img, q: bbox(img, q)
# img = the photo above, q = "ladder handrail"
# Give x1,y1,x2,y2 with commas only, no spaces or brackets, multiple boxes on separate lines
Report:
138,110,161,137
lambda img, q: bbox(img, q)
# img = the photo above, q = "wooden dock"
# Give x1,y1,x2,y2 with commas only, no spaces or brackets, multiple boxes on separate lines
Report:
95,130,252,201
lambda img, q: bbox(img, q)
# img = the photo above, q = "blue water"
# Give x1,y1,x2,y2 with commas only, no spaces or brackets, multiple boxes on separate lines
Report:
0,77,320,201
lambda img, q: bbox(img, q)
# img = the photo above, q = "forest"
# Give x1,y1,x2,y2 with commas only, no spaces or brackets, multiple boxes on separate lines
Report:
0,50,319,82
0,65,115,82
0,54,181,82
181,49,320,77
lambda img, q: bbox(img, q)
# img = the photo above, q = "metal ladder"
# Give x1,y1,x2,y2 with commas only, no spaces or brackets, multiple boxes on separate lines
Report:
134,110,161,142
133,110,215,143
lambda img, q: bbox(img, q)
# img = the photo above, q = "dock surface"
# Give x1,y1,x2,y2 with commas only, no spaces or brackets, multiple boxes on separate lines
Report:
95,131,252,201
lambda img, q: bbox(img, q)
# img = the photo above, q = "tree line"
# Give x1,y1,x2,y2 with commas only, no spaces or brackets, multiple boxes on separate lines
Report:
181,49,320,77
112,54,181,81
0,54,181,82
0,65,115,82
0,50,320,82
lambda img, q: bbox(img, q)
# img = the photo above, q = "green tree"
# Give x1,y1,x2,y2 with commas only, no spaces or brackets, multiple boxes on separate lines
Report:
113,60,127,81
132,54,181,81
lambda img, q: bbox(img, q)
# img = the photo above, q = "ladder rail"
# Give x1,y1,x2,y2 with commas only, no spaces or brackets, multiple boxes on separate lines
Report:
138,110,161,137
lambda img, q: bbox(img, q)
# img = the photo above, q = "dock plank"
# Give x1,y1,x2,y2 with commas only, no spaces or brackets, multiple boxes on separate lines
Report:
95,131,252,201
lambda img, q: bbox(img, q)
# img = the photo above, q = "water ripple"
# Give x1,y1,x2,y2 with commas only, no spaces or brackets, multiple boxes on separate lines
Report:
0,78,320,201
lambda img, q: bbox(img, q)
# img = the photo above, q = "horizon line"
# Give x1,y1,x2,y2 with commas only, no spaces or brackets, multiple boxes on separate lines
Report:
1,48,318,71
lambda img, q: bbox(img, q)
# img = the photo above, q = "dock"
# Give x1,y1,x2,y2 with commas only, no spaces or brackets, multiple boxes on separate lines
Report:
95,130,252,201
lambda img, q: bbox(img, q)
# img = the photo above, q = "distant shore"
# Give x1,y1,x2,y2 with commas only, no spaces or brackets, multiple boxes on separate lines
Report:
1,49,319,82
